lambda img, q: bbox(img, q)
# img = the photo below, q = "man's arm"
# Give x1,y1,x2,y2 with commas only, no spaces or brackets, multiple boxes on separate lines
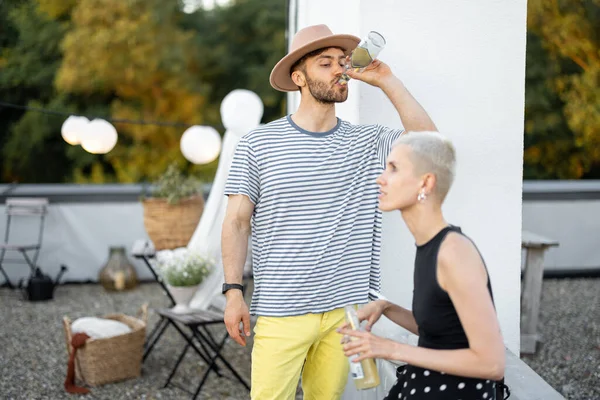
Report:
344,60,437,132
221,194,255,346
379,75,437,132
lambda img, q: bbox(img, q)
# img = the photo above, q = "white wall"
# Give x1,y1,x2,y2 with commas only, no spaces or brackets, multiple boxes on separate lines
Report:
292,0,527,357
0,203,153,284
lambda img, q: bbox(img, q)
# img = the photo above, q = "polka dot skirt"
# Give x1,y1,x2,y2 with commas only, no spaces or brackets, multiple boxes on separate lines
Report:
383,364,496,400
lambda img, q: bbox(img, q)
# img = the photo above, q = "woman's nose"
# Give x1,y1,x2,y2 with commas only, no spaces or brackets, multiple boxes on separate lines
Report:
376,174,385,185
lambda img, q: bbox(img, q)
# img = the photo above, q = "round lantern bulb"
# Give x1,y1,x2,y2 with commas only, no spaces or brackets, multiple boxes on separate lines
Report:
220,89,264,136
61,115,90,145
180,125,222,165
80,119,118,154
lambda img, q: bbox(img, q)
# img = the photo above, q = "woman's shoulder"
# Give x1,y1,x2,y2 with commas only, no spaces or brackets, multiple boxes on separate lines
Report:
437,230,485,282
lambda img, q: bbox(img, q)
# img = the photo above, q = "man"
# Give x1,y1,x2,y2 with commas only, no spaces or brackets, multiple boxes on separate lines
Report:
221,24,436,399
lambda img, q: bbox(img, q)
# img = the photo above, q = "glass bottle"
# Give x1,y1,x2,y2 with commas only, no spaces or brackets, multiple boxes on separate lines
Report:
344,305,381,390
338,31,386,85
98,246,138,291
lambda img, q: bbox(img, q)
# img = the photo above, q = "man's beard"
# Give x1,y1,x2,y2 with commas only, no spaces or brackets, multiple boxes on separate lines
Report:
306,75,348,104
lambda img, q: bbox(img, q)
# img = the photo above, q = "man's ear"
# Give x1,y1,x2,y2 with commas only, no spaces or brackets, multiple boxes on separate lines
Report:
291,70,306,88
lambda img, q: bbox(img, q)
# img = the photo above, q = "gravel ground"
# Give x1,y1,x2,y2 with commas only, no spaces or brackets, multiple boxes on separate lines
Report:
0,278,598,400
0,283,260,400
520,277,600,400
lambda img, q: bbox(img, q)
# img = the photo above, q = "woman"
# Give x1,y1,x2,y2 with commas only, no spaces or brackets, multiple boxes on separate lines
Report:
338,131,506,399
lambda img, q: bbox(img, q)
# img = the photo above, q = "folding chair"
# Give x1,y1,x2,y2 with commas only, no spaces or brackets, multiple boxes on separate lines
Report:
0,197,49,289
133,253,176,361
154,307,250,398
131,241,250,398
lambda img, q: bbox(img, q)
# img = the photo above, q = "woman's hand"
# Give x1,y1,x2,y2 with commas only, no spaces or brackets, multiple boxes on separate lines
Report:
338,300,388,332
338,328,397,362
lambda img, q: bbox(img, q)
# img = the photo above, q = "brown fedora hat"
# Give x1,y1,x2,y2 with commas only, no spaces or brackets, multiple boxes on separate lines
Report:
270,24,360,92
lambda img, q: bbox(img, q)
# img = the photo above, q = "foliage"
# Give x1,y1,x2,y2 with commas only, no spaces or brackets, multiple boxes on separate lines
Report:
1,0,595,181
149,163,203,205
0,1,68,182
525,0,600,178
0,0,113,183
0,0,286,183
56,0,213,183
156,249,213,287
181,0,287,128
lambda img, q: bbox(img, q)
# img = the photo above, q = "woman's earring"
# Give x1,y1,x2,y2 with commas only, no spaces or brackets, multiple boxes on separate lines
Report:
417,189,427,203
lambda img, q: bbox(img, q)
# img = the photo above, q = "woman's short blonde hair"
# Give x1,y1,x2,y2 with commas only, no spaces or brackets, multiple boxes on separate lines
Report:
393,131,456,201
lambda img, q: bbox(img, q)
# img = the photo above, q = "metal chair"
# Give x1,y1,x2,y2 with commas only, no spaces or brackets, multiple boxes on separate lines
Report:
131,240,250,399
0,197,49,288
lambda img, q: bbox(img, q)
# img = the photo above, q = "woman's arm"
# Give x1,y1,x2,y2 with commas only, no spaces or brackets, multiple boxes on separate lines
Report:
341,233,505,380
381,302,419,335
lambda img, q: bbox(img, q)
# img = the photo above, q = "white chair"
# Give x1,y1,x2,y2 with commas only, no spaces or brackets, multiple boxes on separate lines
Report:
0,197,49,288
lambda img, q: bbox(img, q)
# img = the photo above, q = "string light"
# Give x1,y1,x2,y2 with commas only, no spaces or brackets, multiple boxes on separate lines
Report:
0,101,197,128
1,88,263,163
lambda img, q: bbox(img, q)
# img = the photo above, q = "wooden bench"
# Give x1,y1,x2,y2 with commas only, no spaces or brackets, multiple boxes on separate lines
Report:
520,230,559,354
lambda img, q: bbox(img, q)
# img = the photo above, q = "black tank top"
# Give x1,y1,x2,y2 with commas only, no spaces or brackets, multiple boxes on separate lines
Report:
412,225,494,350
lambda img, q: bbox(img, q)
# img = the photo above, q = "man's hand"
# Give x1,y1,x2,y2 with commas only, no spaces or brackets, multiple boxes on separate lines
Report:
343,57,394,88
224,291,251,346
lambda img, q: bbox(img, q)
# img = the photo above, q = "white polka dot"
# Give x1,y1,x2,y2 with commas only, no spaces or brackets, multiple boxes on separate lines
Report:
403,369,407,374
398,394,402,399
458,382,465,389
411,373,416,379
483,393,489,398
439,384,447,391
440,371,445,375
476,383,483,390
424,387,430,393
486,380,490,383
410,389,416,395
404,382,408,388
424,370,430,376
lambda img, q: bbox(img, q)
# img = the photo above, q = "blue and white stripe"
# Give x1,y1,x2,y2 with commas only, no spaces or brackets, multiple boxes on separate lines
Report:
225,115,402,316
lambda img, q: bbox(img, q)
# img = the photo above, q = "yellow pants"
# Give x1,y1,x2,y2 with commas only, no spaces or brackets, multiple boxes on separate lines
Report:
251,307,349,400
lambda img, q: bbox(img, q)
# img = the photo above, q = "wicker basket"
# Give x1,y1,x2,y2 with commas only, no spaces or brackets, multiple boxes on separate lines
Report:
63,306,147,387
142,195,204,250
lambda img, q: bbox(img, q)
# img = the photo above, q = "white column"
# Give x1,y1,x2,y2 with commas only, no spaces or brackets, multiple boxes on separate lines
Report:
288,1,527,397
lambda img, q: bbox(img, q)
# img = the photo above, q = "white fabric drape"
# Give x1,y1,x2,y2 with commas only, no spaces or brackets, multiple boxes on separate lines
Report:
187,129,252,310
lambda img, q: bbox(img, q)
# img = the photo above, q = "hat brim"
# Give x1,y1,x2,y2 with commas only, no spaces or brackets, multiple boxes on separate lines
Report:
270,34,360,92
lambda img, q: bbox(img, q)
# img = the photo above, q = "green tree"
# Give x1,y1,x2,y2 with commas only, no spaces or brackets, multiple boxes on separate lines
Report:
0,0,74,182
56,0,213,183
0,0,287,183
525,0,600,178
182,0,287,128
0,0,113,183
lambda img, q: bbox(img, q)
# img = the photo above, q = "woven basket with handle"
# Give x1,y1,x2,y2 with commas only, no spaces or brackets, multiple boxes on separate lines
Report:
62,305,147,386
142,195,204,250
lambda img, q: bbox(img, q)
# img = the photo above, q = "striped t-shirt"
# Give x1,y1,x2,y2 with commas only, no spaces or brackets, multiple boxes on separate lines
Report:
224,115,403,316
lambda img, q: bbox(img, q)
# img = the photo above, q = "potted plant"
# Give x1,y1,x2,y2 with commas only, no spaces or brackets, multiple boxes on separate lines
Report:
142,163,204,250
156,249,214,313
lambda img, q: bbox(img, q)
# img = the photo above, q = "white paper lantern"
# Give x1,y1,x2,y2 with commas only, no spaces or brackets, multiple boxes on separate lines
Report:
180,125,222,164
61,115,90,145
80,119,118,154
220,89,264,136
